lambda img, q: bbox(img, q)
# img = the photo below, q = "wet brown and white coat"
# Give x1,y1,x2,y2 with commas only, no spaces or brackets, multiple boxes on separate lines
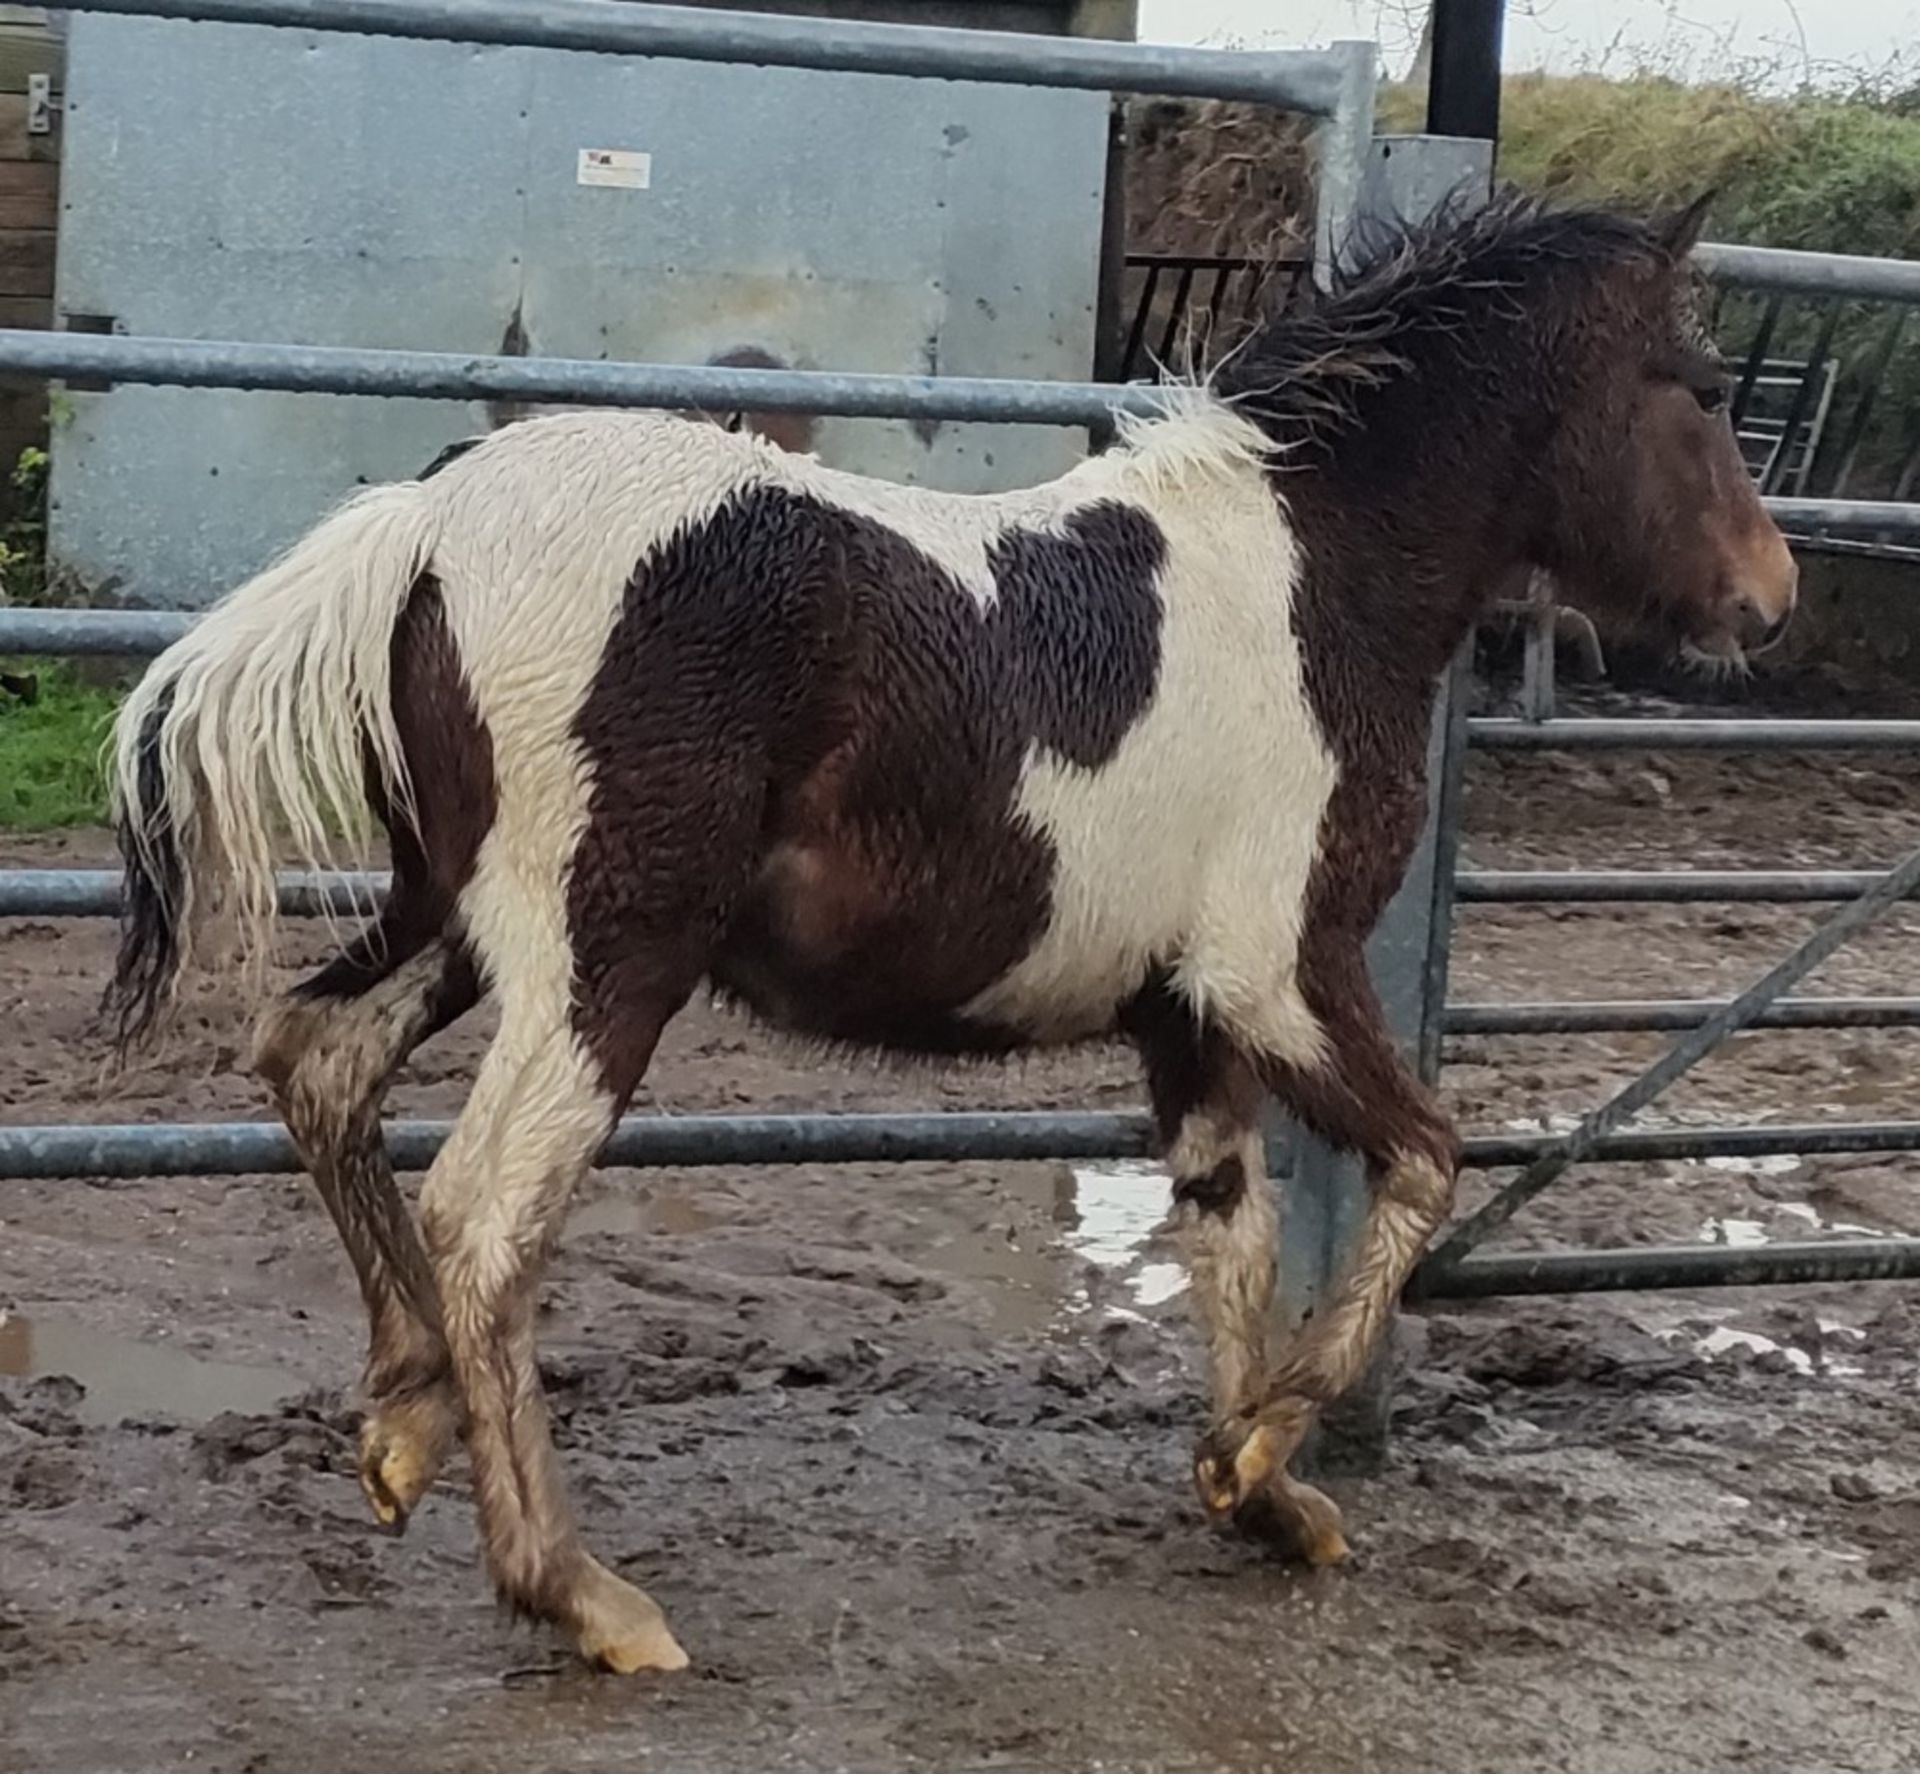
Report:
108,191,1797,1674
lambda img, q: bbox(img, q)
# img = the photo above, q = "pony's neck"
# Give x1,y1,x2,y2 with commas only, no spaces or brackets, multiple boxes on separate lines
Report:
1261,301,1568,690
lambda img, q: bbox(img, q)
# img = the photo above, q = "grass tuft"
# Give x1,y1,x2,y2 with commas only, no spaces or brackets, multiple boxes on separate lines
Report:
0,659,118,830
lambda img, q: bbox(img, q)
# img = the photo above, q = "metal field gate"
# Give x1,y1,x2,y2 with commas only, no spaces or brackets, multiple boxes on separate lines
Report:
3,0,1920,1470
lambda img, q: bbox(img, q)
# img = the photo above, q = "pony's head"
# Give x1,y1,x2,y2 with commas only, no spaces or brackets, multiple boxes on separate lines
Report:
1216,190,1798,673
1524,193,1797,668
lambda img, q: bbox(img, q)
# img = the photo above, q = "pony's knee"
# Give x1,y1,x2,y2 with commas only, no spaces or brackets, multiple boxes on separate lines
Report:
1384,1141,1458,1221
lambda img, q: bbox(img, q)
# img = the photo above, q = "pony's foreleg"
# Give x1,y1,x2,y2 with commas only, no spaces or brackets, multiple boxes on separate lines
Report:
255,931,481,1529
1125,985,1348,1566
1193,946,1459,1540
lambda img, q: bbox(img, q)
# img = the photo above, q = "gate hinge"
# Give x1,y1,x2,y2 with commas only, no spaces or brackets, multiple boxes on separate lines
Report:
26,74,59,136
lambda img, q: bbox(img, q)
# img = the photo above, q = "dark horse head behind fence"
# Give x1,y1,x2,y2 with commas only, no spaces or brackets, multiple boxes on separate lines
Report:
105,189,1793,1675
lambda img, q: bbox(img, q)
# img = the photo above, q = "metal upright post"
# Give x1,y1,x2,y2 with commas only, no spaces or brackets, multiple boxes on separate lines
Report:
1274,38,1381,1473
1425,0,1505,143
1284,9,1501,1474
1311,40,1378,291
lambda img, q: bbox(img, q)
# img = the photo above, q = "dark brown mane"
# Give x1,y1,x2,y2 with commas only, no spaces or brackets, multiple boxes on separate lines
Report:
1212,188,1673,446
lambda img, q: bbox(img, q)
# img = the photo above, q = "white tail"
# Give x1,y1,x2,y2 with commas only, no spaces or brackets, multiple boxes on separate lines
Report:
109,482,443,1027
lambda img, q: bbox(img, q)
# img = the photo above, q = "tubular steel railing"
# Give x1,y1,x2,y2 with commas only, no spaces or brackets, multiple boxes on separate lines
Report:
2,0,1919,1311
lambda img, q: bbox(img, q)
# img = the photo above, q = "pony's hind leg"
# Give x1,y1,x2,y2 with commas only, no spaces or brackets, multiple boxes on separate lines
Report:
420,866,721,1672
1124,985,1349,1566
255,927,481,1529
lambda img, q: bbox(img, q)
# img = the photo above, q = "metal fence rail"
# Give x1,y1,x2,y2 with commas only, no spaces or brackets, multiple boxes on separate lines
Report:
7,1109,1919,1176
56,0,1349,108
3,1112,1913,1297
16,864,1920,917
0,331,1165,429
6,870,1916,1034
55,607,1920,749
1417,1237,1920,1299
1447,999,1920,1034
1468,717,1920,750
1693,241,1920,306
1457,869,1920,903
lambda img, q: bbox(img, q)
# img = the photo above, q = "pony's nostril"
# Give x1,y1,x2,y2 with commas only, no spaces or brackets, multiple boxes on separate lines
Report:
1731,589,1792,650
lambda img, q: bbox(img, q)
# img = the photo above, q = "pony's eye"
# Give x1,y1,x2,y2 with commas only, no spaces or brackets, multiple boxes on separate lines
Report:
1693,382,1729,416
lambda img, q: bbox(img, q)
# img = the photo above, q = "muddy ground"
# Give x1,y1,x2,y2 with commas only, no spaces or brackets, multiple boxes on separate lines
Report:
5,682,1920,1773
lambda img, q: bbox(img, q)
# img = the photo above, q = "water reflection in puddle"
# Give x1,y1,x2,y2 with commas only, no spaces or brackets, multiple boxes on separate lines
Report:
0,1309,298,1425
1702,1201,1889,1247
1680,1323,1866,1380
568,1184,726,1242
571,1163,1188,1337
1061,1160,1188,1318
973,1161,1187,1330
1700,1154,1803,1178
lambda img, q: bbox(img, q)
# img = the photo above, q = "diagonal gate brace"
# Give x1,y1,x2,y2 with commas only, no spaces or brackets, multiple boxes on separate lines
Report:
1411,829,1920,1294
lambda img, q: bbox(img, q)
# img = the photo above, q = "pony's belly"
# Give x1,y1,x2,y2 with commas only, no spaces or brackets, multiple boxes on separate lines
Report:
957,941,1153,1043
710,940,1121,1052
710,841,1077,1055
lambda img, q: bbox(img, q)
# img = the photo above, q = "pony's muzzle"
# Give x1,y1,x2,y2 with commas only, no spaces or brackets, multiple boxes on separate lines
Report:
1726,546,1798,656
1732,588,1796,656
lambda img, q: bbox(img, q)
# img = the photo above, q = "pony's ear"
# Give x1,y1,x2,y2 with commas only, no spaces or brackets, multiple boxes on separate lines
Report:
1658,190,1716,260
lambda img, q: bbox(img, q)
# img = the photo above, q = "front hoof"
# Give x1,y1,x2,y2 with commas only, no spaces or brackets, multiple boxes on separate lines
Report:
1232,1479,1352,1568
570,1558,691,1677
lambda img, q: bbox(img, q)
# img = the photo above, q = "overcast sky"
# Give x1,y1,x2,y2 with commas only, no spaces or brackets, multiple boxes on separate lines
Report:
1138,2,1920,86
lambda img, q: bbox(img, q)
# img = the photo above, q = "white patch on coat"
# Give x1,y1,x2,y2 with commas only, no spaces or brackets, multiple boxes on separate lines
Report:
961,429,1336,1065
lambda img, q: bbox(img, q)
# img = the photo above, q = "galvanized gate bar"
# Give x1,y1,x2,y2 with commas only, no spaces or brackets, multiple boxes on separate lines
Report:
53,0,1350,108
25,869,1897,925
0,868,387,918
1469,718,1920,750
1418,1236,1920,1299
15,625,1920,752
1458,869,1920,903
0,330,1158,428
1766,497,1920,532
0,1113,1157,1179
1696,240,1920,306
6,1112,1917,1181
7,873,1917,1033
0,610,192,656
1467,1120,1920,1165
1446,998,1920,1035
1423,834,1920,1274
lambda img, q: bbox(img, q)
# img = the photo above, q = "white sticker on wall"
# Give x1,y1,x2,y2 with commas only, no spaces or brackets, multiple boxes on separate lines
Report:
577,148,652,190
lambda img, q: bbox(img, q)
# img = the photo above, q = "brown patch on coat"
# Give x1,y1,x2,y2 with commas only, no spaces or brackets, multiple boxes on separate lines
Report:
564,485,1168,1087
1122,978,1266,1214
289,574,496,1007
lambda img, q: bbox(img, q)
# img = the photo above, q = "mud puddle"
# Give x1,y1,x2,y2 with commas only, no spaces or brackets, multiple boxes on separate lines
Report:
567,1161,1189,1336
0,1308,298,1425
